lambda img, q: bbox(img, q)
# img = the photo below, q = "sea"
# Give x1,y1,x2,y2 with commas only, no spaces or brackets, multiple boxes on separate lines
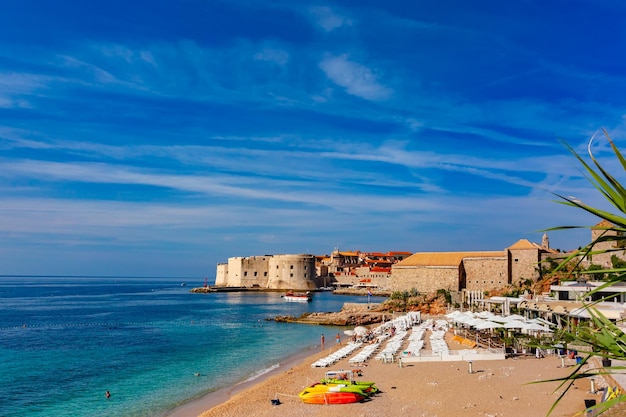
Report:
0,276,385,417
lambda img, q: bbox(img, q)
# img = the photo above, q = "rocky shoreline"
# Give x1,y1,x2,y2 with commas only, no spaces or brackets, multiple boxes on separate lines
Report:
190,286,391,296
270,302,389,326
190,286,395,326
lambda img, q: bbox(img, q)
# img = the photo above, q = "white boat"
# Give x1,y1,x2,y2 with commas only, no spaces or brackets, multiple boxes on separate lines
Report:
283,291,312,302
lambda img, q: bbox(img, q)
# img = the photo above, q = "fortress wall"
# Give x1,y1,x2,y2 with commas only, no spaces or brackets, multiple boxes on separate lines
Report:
391,266,459,293
464,257,508,291
226,256,271,287
509,249,541,285
215,263,228,286
267,254,317,290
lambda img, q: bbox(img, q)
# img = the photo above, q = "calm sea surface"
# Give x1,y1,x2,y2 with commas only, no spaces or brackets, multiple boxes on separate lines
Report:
0,276,384,417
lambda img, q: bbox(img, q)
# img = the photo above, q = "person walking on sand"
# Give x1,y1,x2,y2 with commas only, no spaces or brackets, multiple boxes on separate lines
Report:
336,333,341,345
321,334,325,349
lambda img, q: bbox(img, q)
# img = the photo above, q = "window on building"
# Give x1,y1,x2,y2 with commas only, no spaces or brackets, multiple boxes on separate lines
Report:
264,272,267,276
514,258,519,262
254,272,257,276
244,271,248,276
290,265,293,269
290,273,293,277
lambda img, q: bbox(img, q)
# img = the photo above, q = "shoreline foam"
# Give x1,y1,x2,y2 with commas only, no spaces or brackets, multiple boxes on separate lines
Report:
165,344,324,417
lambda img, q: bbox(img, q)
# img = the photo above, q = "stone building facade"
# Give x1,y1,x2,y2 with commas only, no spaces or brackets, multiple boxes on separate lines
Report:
584,219,626,268
391,251,506,294
462,254,509,290
390,237,560,294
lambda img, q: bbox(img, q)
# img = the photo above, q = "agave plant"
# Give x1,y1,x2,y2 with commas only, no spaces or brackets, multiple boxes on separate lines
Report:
544,129,626,415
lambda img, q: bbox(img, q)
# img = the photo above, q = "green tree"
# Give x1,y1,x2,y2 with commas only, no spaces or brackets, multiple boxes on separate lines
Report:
547,129,626,415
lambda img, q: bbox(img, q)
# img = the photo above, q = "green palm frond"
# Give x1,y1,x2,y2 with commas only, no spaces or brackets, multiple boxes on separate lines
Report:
544,130,626,415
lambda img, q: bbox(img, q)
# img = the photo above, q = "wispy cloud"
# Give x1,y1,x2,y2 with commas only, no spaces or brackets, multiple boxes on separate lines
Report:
319,54,392,101
0,1,622,275
308,6,352,32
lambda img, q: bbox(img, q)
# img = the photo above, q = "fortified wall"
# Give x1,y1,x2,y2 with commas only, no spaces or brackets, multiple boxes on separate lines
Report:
389,242,556,295
463,255,508,291
215,254,318,290
391,264,459,293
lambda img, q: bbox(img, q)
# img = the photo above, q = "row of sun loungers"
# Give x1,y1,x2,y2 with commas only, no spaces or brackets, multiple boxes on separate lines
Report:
348,340,381,364
374,329,409,361
430,329,449,355
402,320,431,356
311,312,424,367
311,342,363,367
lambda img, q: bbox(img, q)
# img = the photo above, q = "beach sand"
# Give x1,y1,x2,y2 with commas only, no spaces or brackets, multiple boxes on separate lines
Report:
169,330,609,417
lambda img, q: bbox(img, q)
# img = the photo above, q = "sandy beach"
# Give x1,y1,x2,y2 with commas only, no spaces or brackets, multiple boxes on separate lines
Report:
167,330,613,417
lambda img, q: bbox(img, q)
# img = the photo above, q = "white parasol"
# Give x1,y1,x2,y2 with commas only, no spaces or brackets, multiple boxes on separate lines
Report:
504,320,527,329
475,320,504,330
353,326,368,336
523,322,553,332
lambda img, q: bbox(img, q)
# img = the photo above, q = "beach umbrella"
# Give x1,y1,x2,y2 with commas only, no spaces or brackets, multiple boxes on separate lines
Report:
354,326,368,336
504,320,526,329
475,311,496,319
475,320,504,330
488,316,510,323
523,322,553,332
344,330,355,336
445,310,462,319
527,318,555,327
505,314,526,321
465,317,486,327
452,312,475,324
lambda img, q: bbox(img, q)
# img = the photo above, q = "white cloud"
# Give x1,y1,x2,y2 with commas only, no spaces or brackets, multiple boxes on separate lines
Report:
319,54,392,101
309,6,352,32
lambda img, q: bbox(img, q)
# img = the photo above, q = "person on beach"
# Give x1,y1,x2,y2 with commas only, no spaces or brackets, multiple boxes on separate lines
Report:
321,334,325,348
336,333,341,345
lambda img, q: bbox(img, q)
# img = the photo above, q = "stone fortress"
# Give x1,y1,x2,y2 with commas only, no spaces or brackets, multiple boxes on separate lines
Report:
215,254,317,290
214,222,626,294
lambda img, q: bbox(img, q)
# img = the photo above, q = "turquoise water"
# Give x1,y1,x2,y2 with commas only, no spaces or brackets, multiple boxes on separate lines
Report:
0,277,383,417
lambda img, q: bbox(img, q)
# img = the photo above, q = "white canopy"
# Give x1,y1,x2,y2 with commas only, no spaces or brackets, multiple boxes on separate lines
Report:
504,320,527,329
475,320,504,330
353,326,368,336
505,314,526,321
523,322,553,332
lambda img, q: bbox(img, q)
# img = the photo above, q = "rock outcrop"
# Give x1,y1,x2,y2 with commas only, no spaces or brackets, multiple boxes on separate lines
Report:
270,302,389,326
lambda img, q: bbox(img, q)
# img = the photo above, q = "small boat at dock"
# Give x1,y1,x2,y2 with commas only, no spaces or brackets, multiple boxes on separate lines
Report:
283,291,312,302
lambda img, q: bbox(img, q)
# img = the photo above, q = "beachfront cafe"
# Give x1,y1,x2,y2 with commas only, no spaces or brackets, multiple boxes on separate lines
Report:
517,281,626,331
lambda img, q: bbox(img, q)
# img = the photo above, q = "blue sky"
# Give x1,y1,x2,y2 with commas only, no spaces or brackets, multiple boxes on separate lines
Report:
1,1,625,278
